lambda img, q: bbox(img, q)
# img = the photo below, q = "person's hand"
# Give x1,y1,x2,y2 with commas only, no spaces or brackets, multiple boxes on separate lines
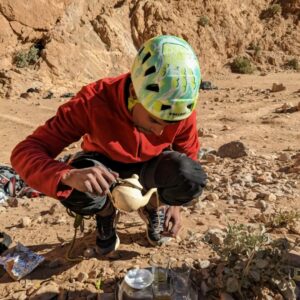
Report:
61,166,118,196
164,206,182,237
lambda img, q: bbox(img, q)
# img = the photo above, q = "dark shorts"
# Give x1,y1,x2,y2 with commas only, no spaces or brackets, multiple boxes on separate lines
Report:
60,151,207,215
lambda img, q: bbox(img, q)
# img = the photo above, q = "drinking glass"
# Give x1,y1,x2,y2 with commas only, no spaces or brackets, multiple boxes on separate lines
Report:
150,253,172,300
169,260,191,300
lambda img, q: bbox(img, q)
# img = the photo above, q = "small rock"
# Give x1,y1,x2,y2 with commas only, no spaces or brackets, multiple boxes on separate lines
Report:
43,91,54,99
53,216,67,225
199,260,210,269
11,291,27,300
49,204,57,215
207,193,219,201
255,200,268,211
36,216,43,224
104,268,115,276
217,141,248,159
83,247,95,258
20,216,31,227
206,202,216,208
197,128,206,137
204,228,225,245
277,102,293,113
31,282,59,299
265,193,277,202
271,83,286,92
255,173,273,184
27,87,40,93
205,153,217,163
227,199,235,206
244,191,257,201
77,272,89,283
289,224,300,235
196,219,205,225
8,198,19,207
278,152,290,161
20,92,30,99
60,92,75,98
88,270,99,279
222,125,231,131
204,133,218,138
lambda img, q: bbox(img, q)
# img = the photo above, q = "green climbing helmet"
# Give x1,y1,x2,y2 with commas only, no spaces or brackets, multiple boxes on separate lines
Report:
131,35,201,121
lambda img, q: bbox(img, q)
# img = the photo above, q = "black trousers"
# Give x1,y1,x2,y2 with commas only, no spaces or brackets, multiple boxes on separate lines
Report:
60,151,207,215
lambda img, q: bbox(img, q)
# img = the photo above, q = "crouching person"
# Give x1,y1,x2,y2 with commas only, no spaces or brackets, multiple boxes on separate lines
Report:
11,35,207,256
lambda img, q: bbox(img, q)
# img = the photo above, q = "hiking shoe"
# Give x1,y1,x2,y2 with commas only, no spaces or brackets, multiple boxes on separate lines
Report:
95,209,120,256
138,205,172,246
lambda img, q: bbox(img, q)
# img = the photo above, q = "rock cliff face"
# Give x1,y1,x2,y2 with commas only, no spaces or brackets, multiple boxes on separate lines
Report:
0,0,299,94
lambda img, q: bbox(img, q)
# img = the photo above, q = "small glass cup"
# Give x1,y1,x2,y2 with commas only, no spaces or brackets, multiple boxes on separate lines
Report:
169,260,191,300
150,253,172,300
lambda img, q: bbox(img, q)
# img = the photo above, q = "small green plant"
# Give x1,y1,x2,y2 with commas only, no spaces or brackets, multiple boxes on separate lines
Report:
198,15,210,27
267,209,300,229
219,224,269,260
231,57,254,74
249,42,262,58
95,277,102,290
285,58,299,71
269,4,282,15
14,46,40,68
201,223,299,299
260,4,282,19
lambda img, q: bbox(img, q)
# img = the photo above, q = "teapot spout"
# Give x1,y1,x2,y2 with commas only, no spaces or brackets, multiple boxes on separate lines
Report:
142,188,157,206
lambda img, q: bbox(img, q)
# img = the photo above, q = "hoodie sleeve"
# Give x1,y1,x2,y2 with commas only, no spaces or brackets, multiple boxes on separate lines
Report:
10,85,93,200
172,111,199,161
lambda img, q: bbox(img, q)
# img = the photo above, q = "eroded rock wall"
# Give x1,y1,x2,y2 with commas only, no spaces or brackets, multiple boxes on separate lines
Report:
0,0,299,95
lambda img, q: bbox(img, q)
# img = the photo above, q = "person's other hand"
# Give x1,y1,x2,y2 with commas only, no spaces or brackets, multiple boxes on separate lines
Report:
164,206,182,237
61,166,118,196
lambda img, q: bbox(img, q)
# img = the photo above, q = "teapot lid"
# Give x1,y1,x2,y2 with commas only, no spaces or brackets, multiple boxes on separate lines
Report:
121,174,143,190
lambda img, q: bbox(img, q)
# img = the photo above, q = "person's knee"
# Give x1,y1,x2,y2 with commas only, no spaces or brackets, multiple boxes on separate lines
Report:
156,151,207,205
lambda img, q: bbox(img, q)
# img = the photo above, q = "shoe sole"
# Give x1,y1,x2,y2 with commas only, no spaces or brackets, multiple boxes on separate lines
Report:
95,234,120,256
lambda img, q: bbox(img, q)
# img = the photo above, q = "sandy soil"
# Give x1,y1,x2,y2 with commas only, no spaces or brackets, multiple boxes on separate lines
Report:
0,72,299,299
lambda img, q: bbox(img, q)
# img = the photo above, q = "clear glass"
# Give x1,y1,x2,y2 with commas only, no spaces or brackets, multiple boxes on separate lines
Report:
150,253,172,300
169,260,191,300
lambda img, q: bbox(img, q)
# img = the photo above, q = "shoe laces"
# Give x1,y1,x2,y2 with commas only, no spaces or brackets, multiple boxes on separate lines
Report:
146,207,165,233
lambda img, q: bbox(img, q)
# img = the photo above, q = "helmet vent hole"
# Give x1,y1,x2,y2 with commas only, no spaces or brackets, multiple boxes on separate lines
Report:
146,84,159,92
187,103,193,110
161,104,171,111
144,66,156,76
142,52,151,64
138,46,145,56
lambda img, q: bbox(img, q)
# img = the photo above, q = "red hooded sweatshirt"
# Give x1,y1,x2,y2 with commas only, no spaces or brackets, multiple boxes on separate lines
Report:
10,73,199,200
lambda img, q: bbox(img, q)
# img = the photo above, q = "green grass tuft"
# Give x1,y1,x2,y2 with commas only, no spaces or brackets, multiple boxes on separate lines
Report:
231,57,255,74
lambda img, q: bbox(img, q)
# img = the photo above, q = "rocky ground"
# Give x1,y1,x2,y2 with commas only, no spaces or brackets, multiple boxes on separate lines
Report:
0,72,299,299
0,0,299,298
